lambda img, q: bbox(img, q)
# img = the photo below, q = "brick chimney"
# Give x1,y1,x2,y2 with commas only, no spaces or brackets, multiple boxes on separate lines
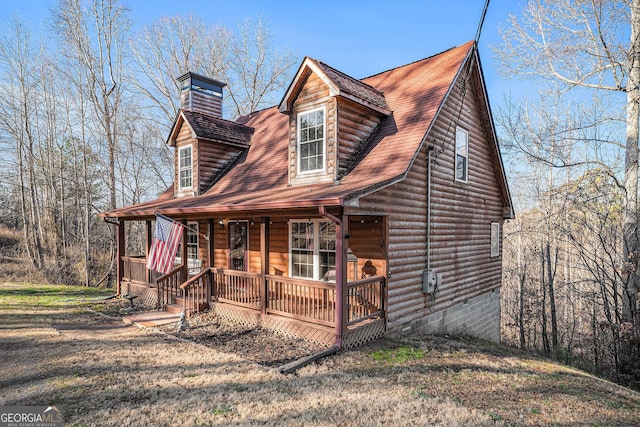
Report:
177,72,226,118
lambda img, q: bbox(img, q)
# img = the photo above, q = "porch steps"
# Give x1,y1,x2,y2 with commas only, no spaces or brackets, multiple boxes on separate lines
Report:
123,311,181,328
165,302,183,314
165,296,208,315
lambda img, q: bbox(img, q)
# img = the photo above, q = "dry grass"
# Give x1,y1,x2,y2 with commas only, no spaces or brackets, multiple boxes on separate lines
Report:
1,282,639,426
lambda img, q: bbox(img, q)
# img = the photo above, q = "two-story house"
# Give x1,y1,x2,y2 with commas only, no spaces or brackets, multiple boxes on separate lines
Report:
101,40,513,348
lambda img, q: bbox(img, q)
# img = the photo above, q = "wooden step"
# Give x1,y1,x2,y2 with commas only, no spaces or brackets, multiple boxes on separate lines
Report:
173,296,208,313
165,303,183,314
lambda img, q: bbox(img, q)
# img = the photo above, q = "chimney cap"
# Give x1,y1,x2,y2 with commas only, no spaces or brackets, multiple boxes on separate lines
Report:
177,71,227,92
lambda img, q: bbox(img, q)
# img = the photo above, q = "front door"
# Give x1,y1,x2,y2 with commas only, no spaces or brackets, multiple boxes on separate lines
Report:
228,221,248,271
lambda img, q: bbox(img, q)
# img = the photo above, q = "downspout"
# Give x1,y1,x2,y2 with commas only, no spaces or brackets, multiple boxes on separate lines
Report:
319,206,344,348
427,145,434,274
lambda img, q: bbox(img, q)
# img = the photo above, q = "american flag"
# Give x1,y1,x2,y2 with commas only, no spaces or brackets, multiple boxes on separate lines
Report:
146,215,184,274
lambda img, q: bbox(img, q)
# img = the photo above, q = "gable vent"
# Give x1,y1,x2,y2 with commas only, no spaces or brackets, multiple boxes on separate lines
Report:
459,78,467,96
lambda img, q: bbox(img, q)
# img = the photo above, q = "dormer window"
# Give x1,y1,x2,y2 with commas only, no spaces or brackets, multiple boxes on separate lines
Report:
298,108,325,173
179,145,193,190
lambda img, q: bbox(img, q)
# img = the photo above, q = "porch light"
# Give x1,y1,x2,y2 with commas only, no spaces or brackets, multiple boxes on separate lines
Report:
219,218,225,229
347,248,358,282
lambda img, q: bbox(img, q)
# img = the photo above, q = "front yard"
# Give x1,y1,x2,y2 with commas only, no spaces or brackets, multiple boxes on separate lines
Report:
1,282,639,426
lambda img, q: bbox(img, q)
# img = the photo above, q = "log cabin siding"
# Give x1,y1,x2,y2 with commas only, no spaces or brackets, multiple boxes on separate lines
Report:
355,69,504,332
197,142,244,195
288,73,336,185
267,218,289,276
336,99,382,178
248,221,261,273
346,217,387,281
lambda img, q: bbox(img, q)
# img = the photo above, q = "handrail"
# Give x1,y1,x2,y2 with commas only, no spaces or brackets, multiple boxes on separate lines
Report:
179,267,213,315
155,264,186,310
346,275,386,289
155,264,184,283
265,274,336,290
122,255,146,261
181,267,213,290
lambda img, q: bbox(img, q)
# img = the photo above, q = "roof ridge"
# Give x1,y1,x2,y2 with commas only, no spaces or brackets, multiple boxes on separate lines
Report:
361,40,475,81
310,58,386,96
182,109,253,128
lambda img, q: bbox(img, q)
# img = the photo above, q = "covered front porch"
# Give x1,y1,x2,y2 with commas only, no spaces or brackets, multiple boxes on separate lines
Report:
115,211,388,349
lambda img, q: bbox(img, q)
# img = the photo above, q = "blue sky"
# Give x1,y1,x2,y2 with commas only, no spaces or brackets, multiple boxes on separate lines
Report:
0,0,522,103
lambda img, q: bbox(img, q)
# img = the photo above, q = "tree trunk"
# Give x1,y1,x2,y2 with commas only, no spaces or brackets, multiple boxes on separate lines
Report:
546,242,559,353
541,249,550,355
623,0,640,326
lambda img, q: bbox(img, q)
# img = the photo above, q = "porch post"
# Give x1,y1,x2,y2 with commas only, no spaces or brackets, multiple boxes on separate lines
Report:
320,206,345,348
145,220,152,284
340,214,349,343
116,219,125,296
181,219,188,278
208,219,215,269
260,217,270,315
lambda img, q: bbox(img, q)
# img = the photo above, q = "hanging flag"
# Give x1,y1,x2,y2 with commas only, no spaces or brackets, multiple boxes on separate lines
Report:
146,215,184,274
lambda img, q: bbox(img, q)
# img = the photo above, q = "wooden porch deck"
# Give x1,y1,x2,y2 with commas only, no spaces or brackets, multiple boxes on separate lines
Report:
121,257,386,348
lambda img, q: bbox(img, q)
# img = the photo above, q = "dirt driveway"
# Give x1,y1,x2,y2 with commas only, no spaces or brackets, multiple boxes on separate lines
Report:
1,283,639,426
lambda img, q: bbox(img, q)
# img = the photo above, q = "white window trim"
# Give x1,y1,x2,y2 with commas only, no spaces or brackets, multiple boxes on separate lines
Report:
289,219,335,281
490,222,500,258
455,127,469,183
296,106,326,175
176,221,199,263
178,144,193,190
186,221,199,260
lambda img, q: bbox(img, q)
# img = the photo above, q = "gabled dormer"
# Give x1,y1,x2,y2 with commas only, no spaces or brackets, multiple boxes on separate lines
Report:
279,58,391,186
167,72,254,197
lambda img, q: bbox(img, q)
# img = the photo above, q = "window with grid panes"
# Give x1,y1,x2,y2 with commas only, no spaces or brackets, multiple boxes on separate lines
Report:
297,108,325,173
290,220,336,281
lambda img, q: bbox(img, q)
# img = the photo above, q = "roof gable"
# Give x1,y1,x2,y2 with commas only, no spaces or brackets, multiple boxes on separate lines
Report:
167,110,253,148
279,57,390,116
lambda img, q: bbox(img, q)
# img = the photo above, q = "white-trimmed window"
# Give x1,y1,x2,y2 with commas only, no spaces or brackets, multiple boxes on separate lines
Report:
455,127,468,182
290,219,336,281
176,221,199,261
297,108,325,173
490,222,500,258
178,145,193,190
186,222,198,260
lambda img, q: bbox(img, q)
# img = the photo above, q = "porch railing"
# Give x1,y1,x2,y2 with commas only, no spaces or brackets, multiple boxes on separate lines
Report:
180,268,212,314
122,256,167,284
155,265,186,310
122,256,147,283
346,276,385,325
175,269,384,327
266,275,336,327
212,268,262,309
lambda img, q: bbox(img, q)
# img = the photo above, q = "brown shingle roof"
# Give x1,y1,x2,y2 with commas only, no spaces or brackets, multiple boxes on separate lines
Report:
103,41,504,219
310,58,389,113
182,110,253,146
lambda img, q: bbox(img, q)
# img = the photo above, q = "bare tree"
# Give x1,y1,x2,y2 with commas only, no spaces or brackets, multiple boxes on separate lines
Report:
495,0,640,326
131,15,296,121
130,15,232,125
0,17,44,269
224,17,297,118
53,0,131,214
